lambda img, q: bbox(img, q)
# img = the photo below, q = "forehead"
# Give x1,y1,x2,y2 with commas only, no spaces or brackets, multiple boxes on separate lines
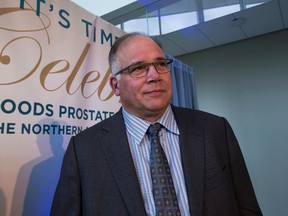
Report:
117,36,164,62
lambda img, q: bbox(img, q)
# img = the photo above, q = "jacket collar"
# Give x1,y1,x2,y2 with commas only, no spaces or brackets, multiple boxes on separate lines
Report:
172,106,204,216
100,110,147,215
100,107,204,216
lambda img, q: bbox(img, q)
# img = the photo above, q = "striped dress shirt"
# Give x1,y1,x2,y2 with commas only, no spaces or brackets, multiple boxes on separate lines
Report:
122,106,190,216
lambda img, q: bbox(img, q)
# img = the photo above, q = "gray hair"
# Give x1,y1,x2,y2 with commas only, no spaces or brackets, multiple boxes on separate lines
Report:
108,32,162,76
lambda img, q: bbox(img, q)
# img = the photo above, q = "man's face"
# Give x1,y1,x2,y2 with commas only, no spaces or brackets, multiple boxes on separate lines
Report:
110,36,173,122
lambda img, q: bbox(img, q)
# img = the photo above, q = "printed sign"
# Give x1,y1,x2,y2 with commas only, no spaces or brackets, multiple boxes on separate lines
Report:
0,0,125,215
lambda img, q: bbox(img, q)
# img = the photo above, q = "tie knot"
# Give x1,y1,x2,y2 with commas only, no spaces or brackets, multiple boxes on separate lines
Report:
147,123,162,137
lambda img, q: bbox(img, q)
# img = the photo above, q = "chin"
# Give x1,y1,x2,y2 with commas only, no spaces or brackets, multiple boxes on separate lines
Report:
147,104,168,112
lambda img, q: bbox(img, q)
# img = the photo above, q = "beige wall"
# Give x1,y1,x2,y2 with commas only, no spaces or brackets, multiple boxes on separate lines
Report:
178,29,288,216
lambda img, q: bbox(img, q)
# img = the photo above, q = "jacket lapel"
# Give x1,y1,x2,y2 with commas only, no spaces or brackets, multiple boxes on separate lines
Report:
173,107,204,216
99,111,146,215
99,107,205,215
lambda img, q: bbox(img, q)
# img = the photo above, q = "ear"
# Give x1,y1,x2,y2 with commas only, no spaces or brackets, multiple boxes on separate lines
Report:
109,76,120,96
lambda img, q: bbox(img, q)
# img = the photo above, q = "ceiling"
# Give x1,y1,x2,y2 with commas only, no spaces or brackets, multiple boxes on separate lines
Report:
100,0,288,57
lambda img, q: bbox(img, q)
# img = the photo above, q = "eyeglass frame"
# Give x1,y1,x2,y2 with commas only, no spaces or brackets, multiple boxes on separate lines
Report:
114,58,173,78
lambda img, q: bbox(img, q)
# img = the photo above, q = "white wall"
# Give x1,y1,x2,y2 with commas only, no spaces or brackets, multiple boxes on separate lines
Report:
178,29,288,216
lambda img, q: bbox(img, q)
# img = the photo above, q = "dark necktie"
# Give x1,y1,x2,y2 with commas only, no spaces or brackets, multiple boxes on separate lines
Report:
147,123,181,216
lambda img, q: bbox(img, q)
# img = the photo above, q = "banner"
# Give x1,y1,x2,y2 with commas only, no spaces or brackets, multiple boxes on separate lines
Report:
0,0,125,215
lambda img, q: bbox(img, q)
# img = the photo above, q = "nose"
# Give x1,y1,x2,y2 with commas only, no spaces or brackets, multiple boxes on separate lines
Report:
146,64,161,81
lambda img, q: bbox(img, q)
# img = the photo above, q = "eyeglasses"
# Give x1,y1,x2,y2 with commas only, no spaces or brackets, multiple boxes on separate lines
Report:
114,58,173,78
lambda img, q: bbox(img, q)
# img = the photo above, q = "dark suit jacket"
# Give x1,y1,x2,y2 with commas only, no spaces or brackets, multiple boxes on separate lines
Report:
50,106,262,216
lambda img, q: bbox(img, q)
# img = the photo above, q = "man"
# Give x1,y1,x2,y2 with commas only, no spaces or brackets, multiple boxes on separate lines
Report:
50,32,262,215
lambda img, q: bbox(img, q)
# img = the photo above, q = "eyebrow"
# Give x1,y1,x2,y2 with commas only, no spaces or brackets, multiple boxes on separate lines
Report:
127,57,166,66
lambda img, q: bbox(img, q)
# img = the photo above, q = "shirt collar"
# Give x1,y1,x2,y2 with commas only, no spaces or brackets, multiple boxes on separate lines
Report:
157,105,179,136
122,105,179,145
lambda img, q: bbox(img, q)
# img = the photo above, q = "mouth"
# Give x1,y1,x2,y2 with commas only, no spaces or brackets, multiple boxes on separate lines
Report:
145,89,165,96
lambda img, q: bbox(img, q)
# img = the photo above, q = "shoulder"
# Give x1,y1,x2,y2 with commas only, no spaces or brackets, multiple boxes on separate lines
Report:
172,105,223,122
73,109,124,140
171,105,231,132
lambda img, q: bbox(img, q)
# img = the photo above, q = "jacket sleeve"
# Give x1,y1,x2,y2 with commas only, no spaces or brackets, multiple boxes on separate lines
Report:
223,118,262,216
50,136,81,216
